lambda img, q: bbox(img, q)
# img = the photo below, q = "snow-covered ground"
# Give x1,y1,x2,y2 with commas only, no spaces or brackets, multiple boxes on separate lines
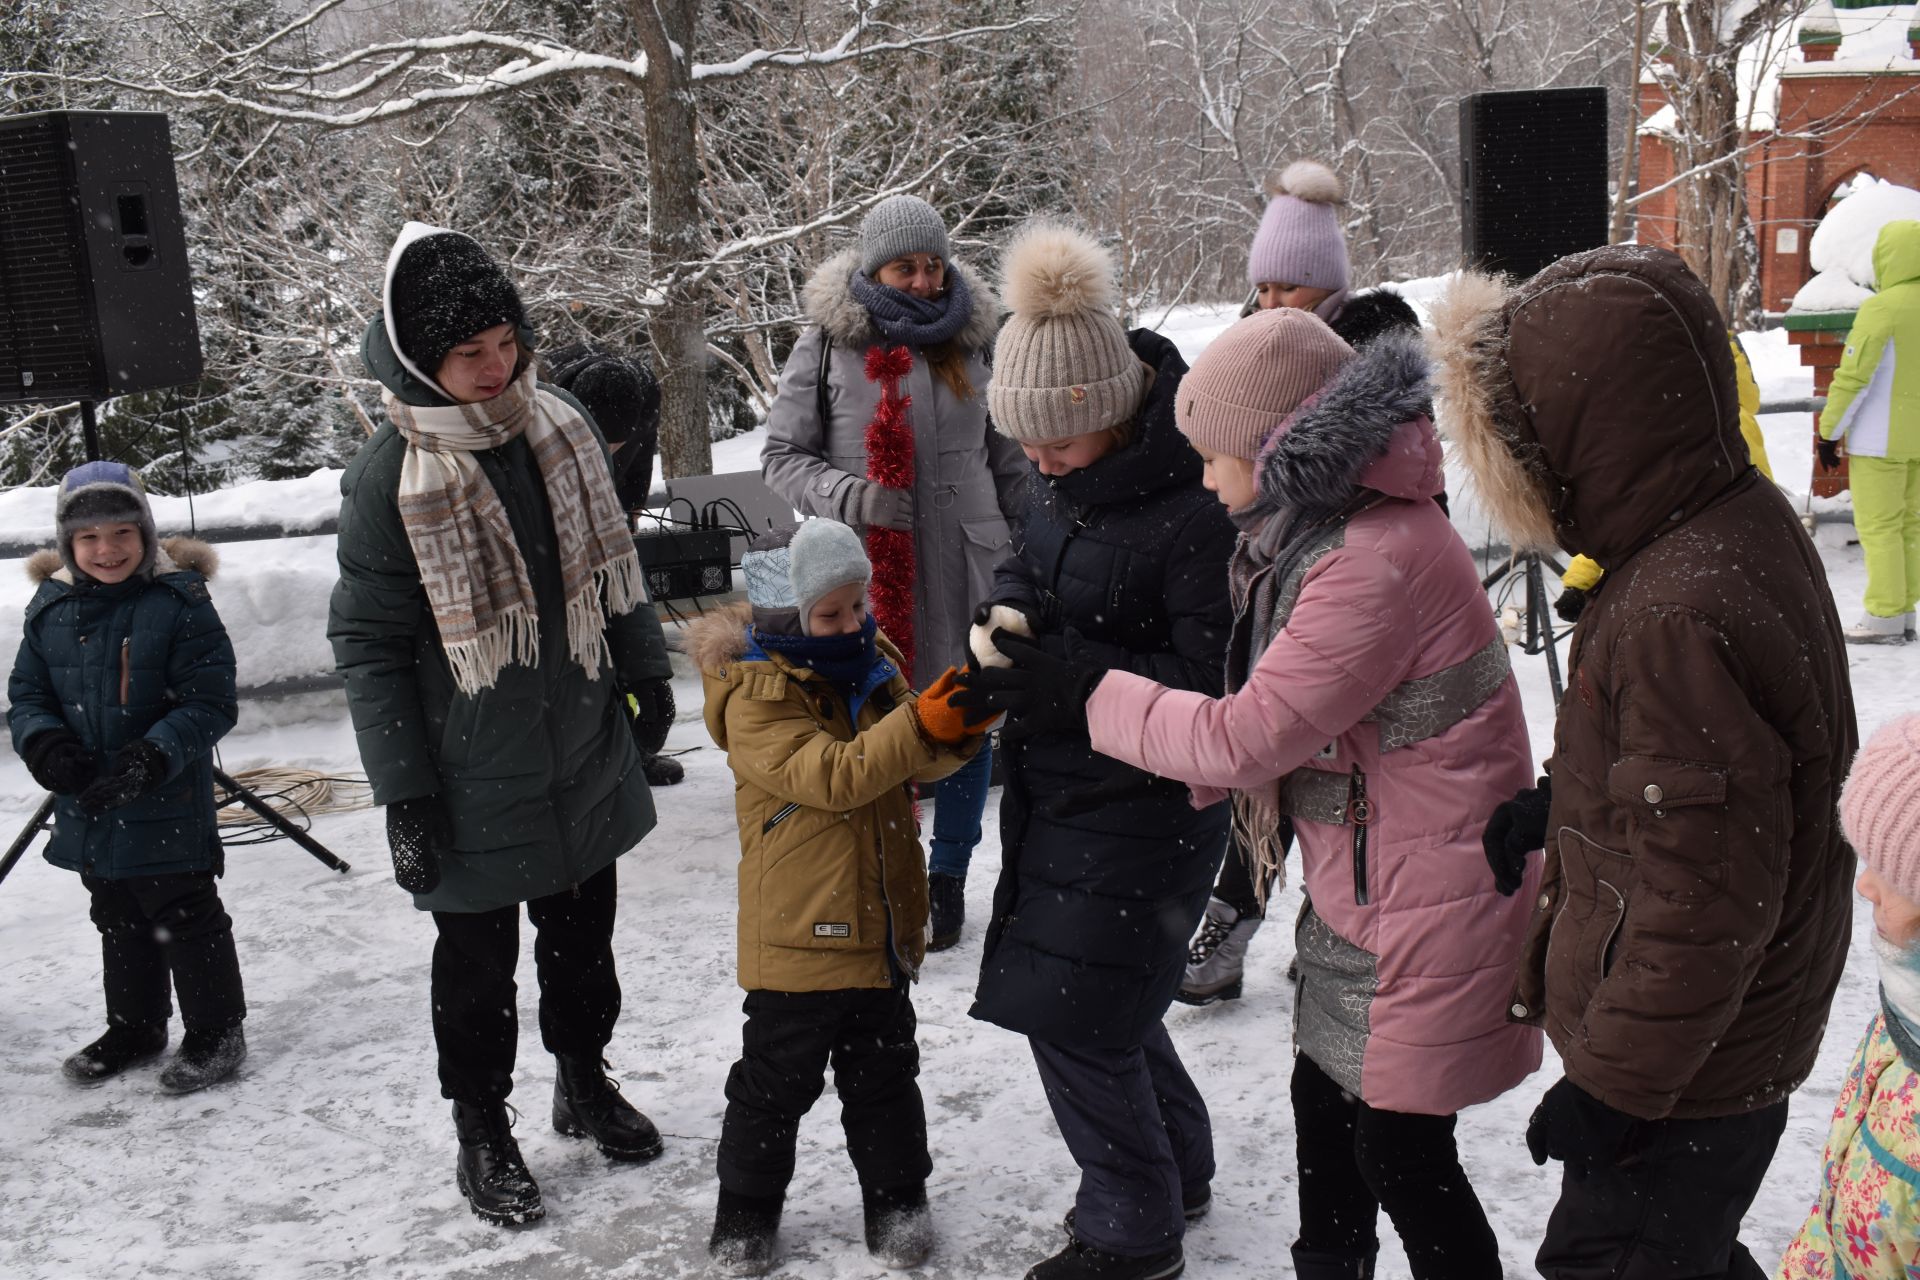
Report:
0,307,1910,1279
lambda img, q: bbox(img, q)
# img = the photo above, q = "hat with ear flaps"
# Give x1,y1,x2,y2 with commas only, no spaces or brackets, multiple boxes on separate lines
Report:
383,221,529,393
740,519,873,637
988,222,1146,444
56,460,160,581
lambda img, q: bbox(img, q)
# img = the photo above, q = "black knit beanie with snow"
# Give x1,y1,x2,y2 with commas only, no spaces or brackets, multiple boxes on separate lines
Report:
389,232,528,377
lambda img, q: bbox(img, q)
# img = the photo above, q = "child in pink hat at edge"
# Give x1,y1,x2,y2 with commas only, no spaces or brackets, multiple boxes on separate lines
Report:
959,304,1540,1280
1777,713,1920,1280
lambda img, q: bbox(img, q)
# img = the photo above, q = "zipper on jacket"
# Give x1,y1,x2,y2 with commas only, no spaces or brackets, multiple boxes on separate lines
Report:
118,637,130,705
762,801,801,834
878,823,917,982
1348,766,1372,906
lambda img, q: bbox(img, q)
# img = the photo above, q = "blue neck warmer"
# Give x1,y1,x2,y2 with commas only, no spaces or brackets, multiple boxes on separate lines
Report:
848,269,974,348
749,615,895,720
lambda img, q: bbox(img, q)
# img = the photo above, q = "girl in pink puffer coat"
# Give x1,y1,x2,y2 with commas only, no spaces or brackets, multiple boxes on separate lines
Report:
967,308,1540,1280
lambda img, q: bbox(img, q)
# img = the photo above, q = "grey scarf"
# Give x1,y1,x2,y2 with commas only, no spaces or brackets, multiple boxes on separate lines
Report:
848,269,975,348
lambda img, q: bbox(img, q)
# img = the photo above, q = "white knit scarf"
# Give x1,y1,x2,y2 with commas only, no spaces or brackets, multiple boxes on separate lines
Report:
383,363,643,695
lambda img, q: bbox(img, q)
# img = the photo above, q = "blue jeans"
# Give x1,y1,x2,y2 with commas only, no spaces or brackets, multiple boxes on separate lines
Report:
928,736,993,878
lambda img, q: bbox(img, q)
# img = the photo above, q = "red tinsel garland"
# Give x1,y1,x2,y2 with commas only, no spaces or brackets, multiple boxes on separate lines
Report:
863,344,916,676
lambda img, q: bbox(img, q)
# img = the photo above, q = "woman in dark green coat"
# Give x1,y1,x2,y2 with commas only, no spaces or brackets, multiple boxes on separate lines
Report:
327,222,675,1227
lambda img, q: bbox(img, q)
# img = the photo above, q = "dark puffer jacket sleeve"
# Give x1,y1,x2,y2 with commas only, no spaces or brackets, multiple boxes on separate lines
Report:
328,434,442,806
144,586,238,780
8,596,66,752
1562,607,1795,1118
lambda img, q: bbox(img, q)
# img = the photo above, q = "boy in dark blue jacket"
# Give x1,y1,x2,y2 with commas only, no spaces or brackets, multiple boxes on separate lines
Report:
8,461,245,1093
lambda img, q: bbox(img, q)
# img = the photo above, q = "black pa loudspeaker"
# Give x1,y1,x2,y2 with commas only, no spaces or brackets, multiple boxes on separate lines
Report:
1459,87,1610,280
0,110,203,404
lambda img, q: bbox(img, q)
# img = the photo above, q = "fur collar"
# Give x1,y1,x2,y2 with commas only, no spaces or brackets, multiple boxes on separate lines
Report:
678,601,756,675
801,248,1002,351
27,536,218,587
1257,330,1433,518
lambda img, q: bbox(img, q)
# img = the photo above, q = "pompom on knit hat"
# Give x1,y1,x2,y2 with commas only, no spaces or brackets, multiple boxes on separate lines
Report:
1176,307,1353,461
858,195,953,278
1248,160,1351,293
1842,712,1920,903
56,459,159,580
383,221,528,393
741,520,872,636
987,222,1146,444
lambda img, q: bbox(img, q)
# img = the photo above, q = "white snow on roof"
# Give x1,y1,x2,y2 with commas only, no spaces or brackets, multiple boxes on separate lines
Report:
1742,3,1916,131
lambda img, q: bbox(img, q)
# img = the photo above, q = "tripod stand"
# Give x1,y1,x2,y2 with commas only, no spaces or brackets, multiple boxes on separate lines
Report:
1482,550,1568,704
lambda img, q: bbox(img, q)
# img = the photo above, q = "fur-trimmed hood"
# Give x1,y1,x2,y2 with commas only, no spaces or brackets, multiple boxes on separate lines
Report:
1428,245,1745,564
26,536,217,587
678,601,755,676
801,248,1001,351
1255,329,1439,520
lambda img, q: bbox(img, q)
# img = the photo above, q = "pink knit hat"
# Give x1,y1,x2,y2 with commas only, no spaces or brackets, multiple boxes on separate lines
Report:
1176,307,1354,461
1247,161,1351,293
1842,713,1920,902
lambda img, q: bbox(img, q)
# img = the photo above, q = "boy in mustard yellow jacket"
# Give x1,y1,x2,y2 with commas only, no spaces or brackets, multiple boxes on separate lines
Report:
684,519,990,1277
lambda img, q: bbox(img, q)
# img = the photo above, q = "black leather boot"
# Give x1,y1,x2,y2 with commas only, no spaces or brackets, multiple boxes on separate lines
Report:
552,1054,664,1162
62,1023,167,1083
709,1186,783,1276
864,1182,934,1269
453,1101,544,1226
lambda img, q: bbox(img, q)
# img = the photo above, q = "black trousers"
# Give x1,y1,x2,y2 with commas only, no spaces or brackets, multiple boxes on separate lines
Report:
1213,822,1293,919
717,984,930,1200
1030,1020,1215,1257
84,872,246,1032
430,862,621,1104
1535,1099,1788,1280
1291,1052,1501,1280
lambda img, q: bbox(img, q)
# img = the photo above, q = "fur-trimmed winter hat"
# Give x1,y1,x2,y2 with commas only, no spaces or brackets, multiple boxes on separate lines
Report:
1843,713,1920,904
384,221,528,391
859,196,952,277
56,459,159,580
988,222,1146,444
1176,307,1354,461
1248,161,1350,295
741,520,872,636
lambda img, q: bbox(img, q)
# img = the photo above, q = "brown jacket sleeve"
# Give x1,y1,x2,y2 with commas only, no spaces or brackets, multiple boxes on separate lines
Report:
723,685,962,810
1562,607,1795,1118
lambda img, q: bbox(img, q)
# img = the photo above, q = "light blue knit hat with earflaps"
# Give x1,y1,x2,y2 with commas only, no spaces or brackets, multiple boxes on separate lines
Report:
56,460,158,581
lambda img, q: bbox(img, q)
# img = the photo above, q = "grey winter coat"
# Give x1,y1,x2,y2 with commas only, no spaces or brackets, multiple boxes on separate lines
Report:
761,249,1027,686
327,317,674,914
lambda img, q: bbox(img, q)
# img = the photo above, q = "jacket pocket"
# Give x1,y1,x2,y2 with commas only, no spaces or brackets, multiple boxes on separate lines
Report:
1605,756,1731,906
960,516,1012,615
759,808,868,951
1552,828,1632,1018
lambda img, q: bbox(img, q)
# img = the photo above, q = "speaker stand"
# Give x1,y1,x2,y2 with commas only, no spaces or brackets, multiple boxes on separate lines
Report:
1482,551,1567,705
80,399,101,462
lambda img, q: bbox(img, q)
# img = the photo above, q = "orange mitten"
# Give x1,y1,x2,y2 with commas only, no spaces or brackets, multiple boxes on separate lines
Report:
914,666,997,745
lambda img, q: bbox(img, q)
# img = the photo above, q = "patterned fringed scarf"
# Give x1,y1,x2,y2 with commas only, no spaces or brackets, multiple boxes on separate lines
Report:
384,363,644,696
864,344,917,675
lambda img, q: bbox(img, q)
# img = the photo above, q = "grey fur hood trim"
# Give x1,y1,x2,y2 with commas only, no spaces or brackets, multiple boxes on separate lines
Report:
802,248,1002,351
1257,330,1432,518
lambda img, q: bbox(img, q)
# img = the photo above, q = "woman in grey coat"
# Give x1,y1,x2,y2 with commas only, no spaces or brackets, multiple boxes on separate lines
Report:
761,196,1025,952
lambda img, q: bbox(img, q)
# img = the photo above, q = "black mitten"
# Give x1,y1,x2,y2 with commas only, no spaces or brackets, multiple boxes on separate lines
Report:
951,630,1105,742
1483,777,1552,896
629,678,676,757
1525,1077,1641,1181
78,740,167,813
1554,585,1590,624
23,729,98,796
1817,437,1843,471
385,796,449,895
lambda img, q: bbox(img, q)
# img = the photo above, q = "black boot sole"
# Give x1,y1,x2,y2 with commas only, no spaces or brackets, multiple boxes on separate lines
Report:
553,1111,664,1162
1172,979,1242,1007
455,1165,546,1226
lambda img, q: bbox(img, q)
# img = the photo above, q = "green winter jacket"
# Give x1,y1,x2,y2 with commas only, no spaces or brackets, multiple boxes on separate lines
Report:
1819,219,1920,461
328,318,673,913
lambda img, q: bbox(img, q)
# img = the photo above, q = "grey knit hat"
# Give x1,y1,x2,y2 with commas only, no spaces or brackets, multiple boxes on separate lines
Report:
859,196,952,277
988,222,1146,444
56,460,159,580
788,518,871,634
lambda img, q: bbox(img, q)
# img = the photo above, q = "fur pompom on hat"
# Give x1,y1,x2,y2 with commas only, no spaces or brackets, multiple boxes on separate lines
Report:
1248,160,1351,294
56,459,159,581
383,221,528,392
1176,308,1353,462
988,222,1146,444
1842,713,1920,904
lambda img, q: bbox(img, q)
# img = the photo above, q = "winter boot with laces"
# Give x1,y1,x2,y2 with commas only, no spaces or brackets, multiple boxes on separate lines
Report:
453,1101,545,1226
158,1025,246,1094
1025,1234,1184,1280
1175,897,1261,1005
553,1054,664,1162
709,1187,783,1276
863,1182,934,1269
62,1023,167,1083
928,873,965,952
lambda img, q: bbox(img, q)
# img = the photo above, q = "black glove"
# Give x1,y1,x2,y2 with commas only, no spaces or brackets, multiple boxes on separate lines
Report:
385,796,449,895
22,729,98,796
628,678,676,757
951,630,1105,743
78,739,168,813
970,600,1042,631
1554,585,1590,624
1817,437,1843,471
1483,776,1552,896
1525,1077,1641,1181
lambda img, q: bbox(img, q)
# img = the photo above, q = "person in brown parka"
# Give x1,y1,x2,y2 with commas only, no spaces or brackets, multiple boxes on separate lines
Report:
1430,245,1858,1280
